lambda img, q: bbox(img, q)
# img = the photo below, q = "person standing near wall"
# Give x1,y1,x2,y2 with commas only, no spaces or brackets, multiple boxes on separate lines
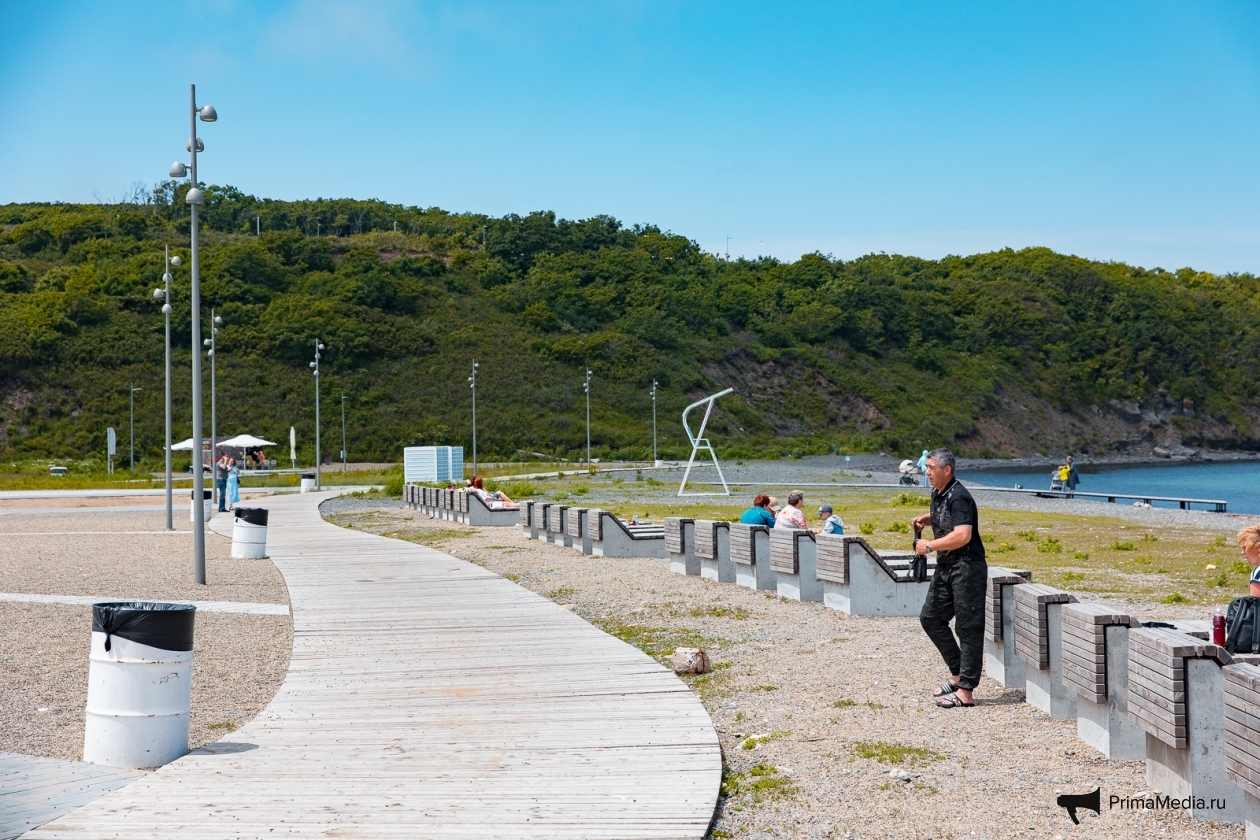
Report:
913,448,987,709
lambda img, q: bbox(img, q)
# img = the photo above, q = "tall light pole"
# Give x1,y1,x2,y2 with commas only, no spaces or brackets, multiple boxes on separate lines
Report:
203,309,221,508
583,368,593,469
129,384,142,473
651,379,658,466
468,360,478,477
340,393,347,473
168,83,217,584
309,340,325,489
153,247,180,530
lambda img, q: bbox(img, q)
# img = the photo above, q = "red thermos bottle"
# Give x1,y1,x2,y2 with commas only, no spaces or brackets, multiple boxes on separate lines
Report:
1213,607,1226,647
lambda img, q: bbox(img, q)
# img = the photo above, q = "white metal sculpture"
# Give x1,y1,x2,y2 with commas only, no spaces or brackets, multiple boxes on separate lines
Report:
678,387,735,496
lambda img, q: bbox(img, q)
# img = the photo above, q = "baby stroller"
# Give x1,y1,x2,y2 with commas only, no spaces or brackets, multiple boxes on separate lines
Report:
899,459,922,486
1049,466,1067,492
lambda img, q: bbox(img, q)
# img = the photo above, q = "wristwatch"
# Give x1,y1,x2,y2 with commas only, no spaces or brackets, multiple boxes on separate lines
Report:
926,541,933,552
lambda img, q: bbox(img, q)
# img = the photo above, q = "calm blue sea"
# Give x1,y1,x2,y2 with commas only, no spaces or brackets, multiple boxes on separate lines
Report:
960,460,1260,516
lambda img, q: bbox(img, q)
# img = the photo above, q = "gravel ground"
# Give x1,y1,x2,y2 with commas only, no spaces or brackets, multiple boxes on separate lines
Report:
0,509,292,761
323,501,1247,840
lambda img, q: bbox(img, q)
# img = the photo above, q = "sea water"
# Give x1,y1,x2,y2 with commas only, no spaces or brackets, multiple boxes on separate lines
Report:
961,460,1260,515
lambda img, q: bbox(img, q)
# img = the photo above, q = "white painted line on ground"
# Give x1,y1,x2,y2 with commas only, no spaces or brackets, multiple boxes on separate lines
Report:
0,593,290,615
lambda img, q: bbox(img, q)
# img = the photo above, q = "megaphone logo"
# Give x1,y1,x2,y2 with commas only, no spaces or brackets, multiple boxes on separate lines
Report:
1056,787,1101,824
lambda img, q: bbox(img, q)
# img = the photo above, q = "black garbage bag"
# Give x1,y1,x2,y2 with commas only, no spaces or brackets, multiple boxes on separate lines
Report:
234,507,268,526
92,602,196,653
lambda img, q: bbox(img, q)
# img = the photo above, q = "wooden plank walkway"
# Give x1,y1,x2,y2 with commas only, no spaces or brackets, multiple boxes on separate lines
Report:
0,753,139,840
28,492,721,838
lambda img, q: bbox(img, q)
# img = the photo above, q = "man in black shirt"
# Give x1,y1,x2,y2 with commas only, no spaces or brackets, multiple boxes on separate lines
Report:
912,448,987,708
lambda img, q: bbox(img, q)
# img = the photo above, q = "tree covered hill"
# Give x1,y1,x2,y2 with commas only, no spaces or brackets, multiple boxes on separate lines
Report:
2,183,1259,467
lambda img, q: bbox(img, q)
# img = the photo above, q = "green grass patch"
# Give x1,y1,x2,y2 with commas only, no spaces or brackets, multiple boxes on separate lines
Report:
688,605,750,620
1209,573,1230,587
1232,561,1252,575
1073,551,1090,560
833,698,857,707
891,492,928,507
1016,530,1037,541
721,763,795,802
751,685,779,692
1037,536,1062,553
208,721,236,731
1162,592,1188,604
850,740,944,765
591,618,721,664
860,522,876,535
886,521,910,533
739,730,790,750
1062,571,1085,582
992,542,1016,553
546,587,576,601
1110,540,1136,551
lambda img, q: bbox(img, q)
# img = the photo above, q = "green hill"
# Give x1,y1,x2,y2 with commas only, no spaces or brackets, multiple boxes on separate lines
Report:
2,182,1259,468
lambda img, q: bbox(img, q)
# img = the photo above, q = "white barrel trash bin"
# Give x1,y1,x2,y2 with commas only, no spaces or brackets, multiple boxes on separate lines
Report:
300,473,316,493
83,602,196,769
231,507,269,559
189,489,212,522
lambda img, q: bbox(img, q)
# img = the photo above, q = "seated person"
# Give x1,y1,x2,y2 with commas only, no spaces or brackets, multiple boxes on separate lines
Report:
471,476,518,509
740,494,777,528
775,490,809,530
817,504,845,535
1237,524,1260,596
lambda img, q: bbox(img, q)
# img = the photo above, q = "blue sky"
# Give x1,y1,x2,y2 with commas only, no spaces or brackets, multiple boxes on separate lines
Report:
2,1,1259,272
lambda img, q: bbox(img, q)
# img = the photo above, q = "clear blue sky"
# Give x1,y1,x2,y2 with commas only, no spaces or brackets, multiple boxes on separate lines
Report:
2,1,1259,272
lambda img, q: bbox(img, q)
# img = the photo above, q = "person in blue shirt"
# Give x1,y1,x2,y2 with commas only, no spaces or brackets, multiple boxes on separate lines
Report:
740,494,777,528
817,504,845,534
917,450,930,487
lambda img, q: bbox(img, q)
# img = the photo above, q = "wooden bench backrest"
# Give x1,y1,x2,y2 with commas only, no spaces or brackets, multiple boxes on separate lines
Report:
1129,627,1231,749
729,522,766,566
985,567,1033,643
1013,583,1077,670
566,507,587,536
664,518,693,554
549,505,567,532
693,521,728,559
815,533,848,582
1061,602,1136,703
769,528,808,574
519,501,533,526
1224,662,1260,800
587,509,604,541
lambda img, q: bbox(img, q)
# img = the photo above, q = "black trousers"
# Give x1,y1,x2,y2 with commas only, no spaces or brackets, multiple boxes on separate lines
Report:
919,558,988,691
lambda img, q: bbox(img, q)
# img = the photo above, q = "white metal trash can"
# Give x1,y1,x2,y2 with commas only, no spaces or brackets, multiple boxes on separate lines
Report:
189,489,212,522
231,507,269,559
300,473,315,493
83,602,195,769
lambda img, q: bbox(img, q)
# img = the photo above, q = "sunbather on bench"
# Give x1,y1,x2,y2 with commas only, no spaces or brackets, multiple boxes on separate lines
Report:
472,476,519,509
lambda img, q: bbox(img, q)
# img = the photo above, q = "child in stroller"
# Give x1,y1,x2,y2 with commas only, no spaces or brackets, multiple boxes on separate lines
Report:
899,459,923,486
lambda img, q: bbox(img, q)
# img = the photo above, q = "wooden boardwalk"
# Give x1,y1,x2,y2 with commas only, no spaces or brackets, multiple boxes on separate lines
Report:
28,492,720,838
0,754,139,840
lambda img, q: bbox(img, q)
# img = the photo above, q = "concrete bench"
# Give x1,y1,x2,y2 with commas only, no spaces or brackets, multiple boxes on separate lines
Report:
694,520,734,583
1061,602,1145,760
466,491,520,527
665,517,699,576
1128,627,1245,822
546,504,570,547
1014,583,1079,719
983,566,1033,689
587,510,667,558
729,523,775,591
771,529,823,602
814,536,933,616
1223,661,1260,837
567,507,591,555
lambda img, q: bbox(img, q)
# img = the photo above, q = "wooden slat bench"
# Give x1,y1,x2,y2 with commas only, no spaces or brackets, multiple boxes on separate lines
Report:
1061,602,1144,760
983,566,1033,689
665,517,699,576
1223,661,1260,836
814,536,933,617
694,520,734,583
465,491,520,527
567,506,590,555
546,504,570,547
770,529,823,602
534,503,551,542
587,510,667,558
728,523,774,591
1014,583,1078,719
1129,627,1245,822
520,500,536,539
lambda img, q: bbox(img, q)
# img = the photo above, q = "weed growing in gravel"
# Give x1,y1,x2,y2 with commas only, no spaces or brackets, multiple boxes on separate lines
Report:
1110,540,1136,551
739,731,790,750
891,492,928,506
591,618,720,663
1016,530,1037,541
546,587,576,601
1141,534,1159,542
570,485,589,496
751,685,779,692
1037,537,1062,553
1211,536,1228,550
384,528,465,547
865,701,885,710
688,605,749,620
850,740,944,765
1073,552,1090,560
1162,592,1188,604
208,721,236,731
992,542,1016,553
722,763,795,802
886,521,909,533
833,699,857,707
504,573,520,582
1063,571,1085,582
860,522,876,535
1209,573,1230,587
1233,561,1251,575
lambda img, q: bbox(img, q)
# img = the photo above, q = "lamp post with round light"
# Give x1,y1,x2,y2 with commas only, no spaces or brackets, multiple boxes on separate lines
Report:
203,309,222,508
167,84,217,584
153,246,180,531
309,340,325,489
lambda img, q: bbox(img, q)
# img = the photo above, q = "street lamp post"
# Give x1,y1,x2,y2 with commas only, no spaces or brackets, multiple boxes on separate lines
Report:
153,247,180,530
651,379,658,466
583,368,593,469
168,83,217,584
340,394,347,473
129,384,142,473
203,309,221,508
309,340,325,489
468,361,478,476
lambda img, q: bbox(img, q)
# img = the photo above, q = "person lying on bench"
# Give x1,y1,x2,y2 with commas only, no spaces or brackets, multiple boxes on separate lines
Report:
471,476,519,509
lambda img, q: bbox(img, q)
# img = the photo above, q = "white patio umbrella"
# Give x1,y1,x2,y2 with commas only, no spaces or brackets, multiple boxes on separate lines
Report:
217,434,279,468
